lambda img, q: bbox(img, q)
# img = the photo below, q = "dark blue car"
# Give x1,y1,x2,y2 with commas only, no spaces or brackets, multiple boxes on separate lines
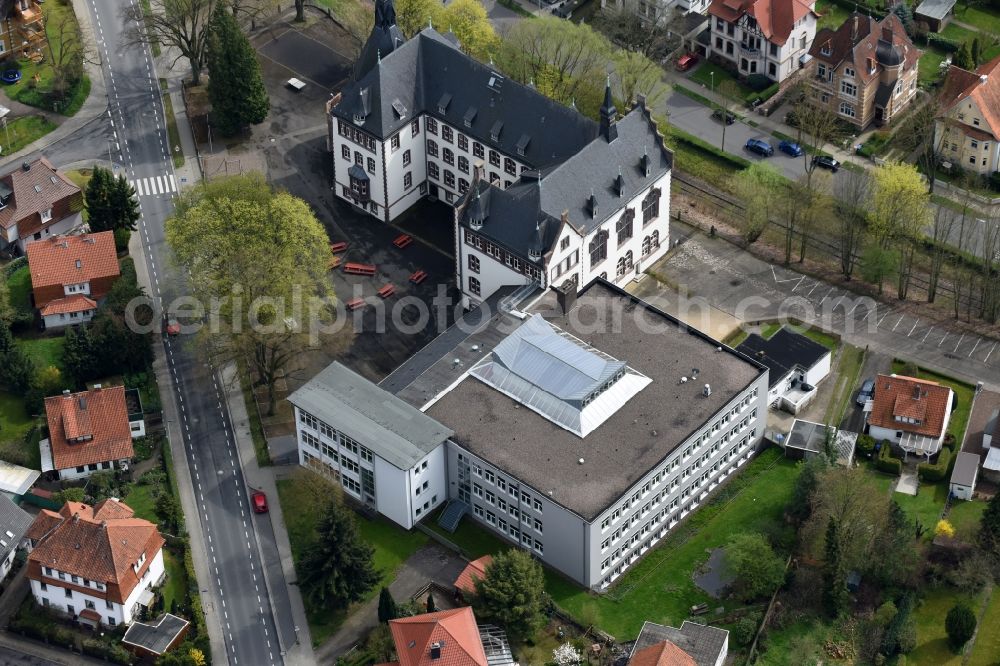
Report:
744,139,773,157
778,140,803,157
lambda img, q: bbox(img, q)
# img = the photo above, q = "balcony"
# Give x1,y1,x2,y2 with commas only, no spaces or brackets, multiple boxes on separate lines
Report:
740,45,761,58
14,0,42,24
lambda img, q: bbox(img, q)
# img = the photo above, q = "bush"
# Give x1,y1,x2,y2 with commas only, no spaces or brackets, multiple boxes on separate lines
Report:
990,171,1000,192
856,434,876,457
113,228,131,253
927,32,960,52
732,614,760,646
945,604,976,651
670,127,751,170
746,74,772,92
877,441,902,475
757,82,780,103
2,256,27,279
918,446,952,482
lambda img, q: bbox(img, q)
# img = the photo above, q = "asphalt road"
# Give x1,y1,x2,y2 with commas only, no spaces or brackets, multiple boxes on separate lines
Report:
0,646,61,666
80,0,292,662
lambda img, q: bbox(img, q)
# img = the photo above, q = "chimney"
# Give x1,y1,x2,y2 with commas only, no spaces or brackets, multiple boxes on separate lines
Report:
981,74,989,84
472,159,485,183
703,384,712,397
430,642,442,660
73,513,80,523
21,161,30,172
587,190,598,219
640,146,651,177
882,24,893,42
852,15,858,41
555,279,577,314
615,167,625,197
93,384,102,390
101,520,108,529
62,389,70,396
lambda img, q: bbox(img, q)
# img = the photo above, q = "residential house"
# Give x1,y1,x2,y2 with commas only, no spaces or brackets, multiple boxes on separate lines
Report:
736,326,831,413
453,555,492,599
290,279,769,590
1,0,47,60
629,620,729,666
707,0,818,83
949,451,979,500
0,494,32,582
935,54,1000,177
0,158,84,254
26,498,165,628
26,231,120,329
914,0,956,32
807,13,920,129
40,386,137,481
865,374,954,459
454,88,672,308
381,607,514,666
602,0,713,25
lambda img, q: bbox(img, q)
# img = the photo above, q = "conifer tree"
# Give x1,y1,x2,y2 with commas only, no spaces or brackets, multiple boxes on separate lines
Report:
206,3,269,136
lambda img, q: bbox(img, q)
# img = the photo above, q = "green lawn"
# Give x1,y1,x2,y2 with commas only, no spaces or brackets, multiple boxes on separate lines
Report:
865,466,948,536
955,5,1000,34
967,587,1000,666
911,586,988,666
1,115,57,156
124,482,158,523
160,548,187,613
159,79,184,168
939,22,978,44
824,343,864,426
815,0,850,31
15,336,65,372
6,265,32,314
802,328,839,351
919,50,949,87
276,471,428,646
689,62,754,100
0,390,32,442
760,322,781,339
756,617,837,665
890,361,975,445
947,499,986,542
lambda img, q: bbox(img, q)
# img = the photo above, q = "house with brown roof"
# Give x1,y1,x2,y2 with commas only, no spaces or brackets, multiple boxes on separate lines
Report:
807,13,919,129
40,386,137,481
934,54,1000,177
707,0,818,83
865,374,954,460
379,607,515,666
26,231,120,329
0,158,84,255
629,620,730,666
26,498,165,628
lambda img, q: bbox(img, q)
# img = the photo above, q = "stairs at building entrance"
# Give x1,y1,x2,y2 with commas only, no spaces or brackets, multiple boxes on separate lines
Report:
437,499,469,533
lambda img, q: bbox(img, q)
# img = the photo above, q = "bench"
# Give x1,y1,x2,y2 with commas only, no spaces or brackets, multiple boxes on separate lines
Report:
346,297,366,311
409,270,427,284
377,284,396,298
393,234,413,249
326,255,342,270
287,78,306,92
329,241,348,253
343,262,376,276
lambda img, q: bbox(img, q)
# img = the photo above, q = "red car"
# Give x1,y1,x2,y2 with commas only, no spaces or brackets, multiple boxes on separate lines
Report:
163,317,180,337
675,53,699,72
251,490,268,514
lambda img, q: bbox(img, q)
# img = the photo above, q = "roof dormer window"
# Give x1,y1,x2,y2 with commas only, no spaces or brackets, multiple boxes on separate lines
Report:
820,43,831,56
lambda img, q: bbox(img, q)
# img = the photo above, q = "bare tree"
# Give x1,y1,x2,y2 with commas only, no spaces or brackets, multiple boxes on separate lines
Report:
979,206,1000,322
123,0,220,85
716,80,740,154
833,168,871,279
230,0,279,28
46,10,91,103
927,207,957,303
591,5,676,61
789,91,842,264
897,94,948,194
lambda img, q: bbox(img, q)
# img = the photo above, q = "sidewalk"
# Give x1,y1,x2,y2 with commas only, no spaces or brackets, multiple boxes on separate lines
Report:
0,0,109,171
220,363,317,666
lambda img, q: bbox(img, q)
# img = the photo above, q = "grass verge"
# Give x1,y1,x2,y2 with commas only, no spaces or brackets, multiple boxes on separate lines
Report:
139,0,161,57
0,115,57,156
159,78,184,168
237,359,271,466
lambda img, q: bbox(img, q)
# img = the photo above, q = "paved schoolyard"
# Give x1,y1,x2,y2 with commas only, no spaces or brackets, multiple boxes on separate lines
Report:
254,24,352,92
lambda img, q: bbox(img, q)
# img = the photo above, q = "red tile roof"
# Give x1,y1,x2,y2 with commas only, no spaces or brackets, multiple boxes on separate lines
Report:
389,608,488,666
454,555,492,595
630,640,698,666
44,386,135,471
808,13,919,85
27,232,120,303
38,294,98,316
868,374,953,438
79,609,102,622
0,158,82,237
938,53,1000,139
709,0,817,45
26,499,165,605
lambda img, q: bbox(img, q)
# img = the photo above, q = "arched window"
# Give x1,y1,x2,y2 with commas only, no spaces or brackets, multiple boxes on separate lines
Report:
624,250,634,270
641,235,652,257
599,272,607,280
589,230,608,268
616,256,627,277
651,230,660,250
616,209,634,247
642,189,660,224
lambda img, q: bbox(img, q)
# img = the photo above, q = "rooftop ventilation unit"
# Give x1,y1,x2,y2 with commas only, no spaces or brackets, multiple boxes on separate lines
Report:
703,384,712,397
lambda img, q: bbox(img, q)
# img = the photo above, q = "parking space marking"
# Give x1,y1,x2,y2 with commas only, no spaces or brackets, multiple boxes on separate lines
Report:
922,326,934,343
806,281,821,297
969,337,981,358
939,331,949,347
986,342,997,364
891,315,906,332
954,332,965,353
908,319,920,336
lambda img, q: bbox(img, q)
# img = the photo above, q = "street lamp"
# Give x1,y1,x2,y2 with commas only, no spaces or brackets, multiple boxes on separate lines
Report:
710,71,715,96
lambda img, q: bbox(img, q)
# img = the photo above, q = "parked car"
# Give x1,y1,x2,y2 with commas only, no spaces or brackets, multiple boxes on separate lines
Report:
744,138,774,157
711,108,736,125
813,155,841,172
856,378,875,406
675,53,699,72
251,490,268,514
163,317,180,337
778,140,803,157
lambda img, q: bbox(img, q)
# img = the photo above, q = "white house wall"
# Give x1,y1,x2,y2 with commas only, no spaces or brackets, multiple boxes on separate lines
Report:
17,212,83,252
43,309,95,330
374,457,412,529
709,12,817,83
804,352,831,387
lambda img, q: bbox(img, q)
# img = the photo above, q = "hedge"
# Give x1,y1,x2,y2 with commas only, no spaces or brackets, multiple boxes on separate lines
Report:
877,441,902,475
670,126,752,170
918,445,956,482
926,33,960,53
2,256,26,279
856,434,876,457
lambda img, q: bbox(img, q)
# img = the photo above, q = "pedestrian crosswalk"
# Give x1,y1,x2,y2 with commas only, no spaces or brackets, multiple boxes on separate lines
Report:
129,174,177,197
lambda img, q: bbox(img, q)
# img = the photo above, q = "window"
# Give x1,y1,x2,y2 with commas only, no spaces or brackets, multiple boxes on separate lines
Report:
458,156,469,174
428,163,439,180
489,150,501,167
458,134,469,151
504,158,517,176
391,134,400,152
971,139,979,150
341,145,350,160
459,178,469,194
839,102,855,118
616,209,634,246
560,236,570,251
642,189,660,224
354,151,363,165
473,142,484,158
589,230,608,268
404,171,412,189
65,588,72,598
443,148,455,165
40,207,52,223
441,125,453,143
427,140,438,157
85,600,95,610
426,117,438,134
820,43,831,56
818,64,826,78
411,119,420,136
366,158,375,174
402,149,411,166
109,617,116,627
444,170,456,188
469,276,481,295
715,37,723,49
844,66,855,77
841,81,857,97
468,254,480,273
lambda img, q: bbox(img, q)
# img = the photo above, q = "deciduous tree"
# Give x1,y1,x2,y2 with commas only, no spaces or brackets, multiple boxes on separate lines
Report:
725,532,786,601
298,498,378,610
716,80,741,153
869,162,929,297
123,0,220,85
473,549,546,641
206,2,270,136
440,0,498,62
733,163,784,245
610,49,669,108
395,0,442,37
833,168,871,278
